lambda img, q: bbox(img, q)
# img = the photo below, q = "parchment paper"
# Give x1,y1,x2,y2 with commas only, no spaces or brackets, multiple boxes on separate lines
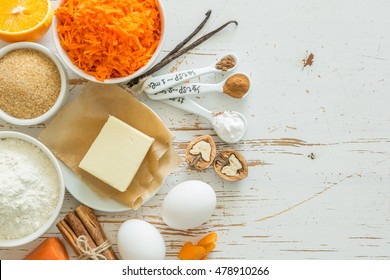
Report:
39,82,181,210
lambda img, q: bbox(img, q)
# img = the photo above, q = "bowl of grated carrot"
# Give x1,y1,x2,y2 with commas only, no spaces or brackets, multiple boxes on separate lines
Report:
52,0,166,84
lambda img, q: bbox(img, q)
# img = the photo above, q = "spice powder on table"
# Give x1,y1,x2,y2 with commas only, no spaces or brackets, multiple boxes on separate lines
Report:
0,49,61,119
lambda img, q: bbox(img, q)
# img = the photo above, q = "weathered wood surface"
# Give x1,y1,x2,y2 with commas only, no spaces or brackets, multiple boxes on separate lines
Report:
1,0,390,260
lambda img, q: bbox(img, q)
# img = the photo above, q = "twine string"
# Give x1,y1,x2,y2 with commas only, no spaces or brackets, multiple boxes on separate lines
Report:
76,235,111,260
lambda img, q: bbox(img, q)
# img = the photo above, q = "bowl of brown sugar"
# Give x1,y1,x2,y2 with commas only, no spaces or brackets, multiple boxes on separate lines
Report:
0,42,68,126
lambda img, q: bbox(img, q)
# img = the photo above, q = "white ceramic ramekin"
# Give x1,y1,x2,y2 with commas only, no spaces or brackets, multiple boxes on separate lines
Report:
51,0,166,84
0,131,65,248
0,42,69,126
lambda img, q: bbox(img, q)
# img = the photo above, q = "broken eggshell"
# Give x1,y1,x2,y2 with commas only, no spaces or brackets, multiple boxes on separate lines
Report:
213,149,248,181
185,135,216,170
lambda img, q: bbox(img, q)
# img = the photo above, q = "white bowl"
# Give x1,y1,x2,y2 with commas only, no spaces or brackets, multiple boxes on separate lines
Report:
0,42,69,126
0,131,65,248
52,0,166,84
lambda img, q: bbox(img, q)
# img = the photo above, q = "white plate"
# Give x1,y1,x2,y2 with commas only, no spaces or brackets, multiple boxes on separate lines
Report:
59,161,131,212
56,100,166,213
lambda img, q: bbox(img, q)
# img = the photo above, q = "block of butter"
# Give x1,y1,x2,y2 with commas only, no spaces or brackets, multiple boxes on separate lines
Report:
79,115,154,192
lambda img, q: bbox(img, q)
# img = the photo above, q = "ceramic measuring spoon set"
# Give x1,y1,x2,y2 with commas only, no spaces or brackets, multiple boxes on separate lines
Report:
142,54,251,143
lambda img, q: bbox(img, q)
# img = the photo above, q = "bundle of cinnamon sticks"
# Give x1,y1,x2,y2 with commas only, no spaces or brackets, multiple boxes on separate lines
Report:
57,205,118,260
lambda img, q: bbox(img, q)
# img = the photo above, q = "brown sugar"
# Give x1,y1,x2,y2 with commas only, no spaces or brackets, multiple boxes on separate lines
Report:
0,49,61,119
215,55,236,71
223,73,250,99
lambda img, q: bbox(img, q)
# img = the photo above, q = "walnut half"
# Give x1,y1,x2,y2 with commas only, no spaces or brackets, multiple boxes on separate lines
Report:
213,149,248,181
185,135,216,170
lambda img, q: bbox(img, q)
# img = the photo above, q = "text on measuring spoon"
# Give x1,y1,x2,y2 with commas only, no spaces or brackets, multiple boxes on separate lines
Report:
153,85,201,96
146,70,197,89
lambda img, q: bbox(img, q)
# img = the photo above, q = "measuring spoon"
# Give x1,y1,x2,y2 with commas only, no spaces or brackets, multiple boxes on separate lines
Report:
146,72,251,101
159,96,247,143
142,53,239,94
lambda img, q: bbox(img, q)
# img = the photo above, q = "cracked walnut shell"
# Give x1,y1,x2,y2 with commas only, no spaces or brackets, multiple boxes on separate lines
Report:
213,149,248,181
185,135,216,170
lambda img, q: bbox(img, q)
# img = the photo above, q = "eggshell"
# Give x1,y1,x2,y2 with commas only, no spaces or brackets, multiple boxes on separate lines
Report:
162,180,216,230
117,219,166,260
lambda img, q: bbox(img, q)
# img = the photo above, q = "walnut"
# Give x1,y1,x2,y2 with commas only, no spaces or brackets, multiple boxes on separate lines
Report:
213,149,248,181
185,135,216,170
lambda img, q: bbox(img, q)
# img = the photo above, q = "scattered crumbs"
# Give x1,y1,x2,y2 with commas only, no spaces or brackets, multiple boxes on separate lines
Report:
308,153,315,160
303,52,315,68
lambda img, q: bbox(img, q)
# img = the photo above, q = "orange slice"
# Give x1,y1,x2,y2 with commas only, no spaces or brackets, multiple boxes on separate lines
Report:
0,0,53,42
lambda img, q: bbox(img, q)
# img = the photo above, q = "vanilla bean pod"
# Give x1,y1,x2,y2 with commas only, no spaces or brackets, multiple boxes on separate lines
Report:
126,16,238,87
163,10,212,60
126,10,212,87
144,20,238,76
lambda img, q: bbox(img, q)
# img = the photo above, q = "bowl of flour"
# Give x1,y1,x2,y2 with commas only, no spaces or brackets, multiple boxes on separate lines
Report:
0,131,65,247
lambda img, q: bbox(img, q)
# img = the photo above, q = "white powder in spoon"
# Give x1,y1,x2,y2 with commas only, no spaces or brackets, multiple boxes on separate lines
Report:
213,111,247,143
0,138,60,239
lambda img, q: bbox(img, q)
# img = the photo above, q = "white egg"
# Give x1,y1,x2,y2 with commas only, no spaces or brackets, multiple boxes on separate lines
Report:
162,180,216,230
117,219,166,260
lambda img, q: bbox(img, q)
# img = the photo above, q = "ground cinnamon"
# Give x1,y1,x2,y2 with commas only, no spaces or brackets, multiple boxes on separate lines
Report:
216,55,236,71
223,73,250,98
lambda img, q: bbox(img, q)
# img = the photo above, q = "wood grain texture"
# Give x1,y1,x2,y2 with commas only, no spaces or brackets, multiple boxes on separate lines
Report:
1,0,390,260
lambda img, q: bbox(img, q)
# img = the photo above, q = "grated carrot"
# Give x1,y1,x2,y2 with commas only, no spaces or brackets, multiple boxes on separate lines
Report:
55,0,161,81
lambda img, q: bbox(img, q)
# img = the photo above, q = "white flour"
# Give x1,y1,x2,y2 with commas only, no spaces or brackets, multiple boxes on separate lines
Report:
213,111,247,143
0,138,60,239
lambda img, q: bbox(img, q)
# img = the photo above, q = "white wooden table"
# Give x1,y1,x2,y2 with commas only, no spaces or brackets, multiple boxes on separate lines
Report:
1,0,390,260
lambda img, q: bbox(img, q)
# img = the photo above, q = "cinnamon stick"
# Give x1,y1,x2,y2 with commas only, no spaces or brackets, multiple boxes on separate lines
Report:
57,220,81,256
75,205,118,260
65,212,97,251
57,206,118,260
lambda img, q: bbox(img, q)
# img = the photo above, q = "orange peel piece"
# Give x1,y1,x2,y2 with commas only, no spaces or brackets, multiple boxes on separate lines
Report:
178,242,207,260
197,232,217,247
178,232,217,260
